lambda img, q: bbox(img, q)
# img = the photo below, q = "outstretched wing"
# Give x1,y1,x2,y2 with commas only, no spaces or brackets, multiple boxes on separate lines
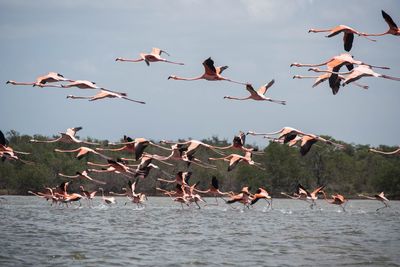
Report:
66,127,82,136
203,57,217,75
382,10,398,29
257,79,275,95
245,84,259,97
211,176,219,190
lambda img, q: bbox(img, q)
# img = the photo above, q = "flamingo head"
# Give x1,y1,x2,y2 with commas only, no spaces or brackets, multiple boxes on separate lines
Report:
308,29,316,33
6,80,15,84
290,63,300,67
308,67,320,72
293,75,302,79
167,75,176,80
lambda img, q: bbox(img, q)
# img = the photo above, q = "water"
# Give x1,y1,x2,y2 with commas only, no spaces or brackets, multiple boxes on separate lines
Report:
0,196,399,267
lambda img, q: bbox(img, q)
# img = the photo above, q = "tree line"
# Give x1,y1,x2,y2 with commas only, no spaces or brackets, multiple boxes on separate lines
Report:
1,130,399,199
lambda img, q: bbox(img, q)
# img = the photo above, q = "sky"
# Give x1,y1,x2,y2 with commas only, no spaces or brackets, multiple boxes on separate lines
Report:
0,0,399,148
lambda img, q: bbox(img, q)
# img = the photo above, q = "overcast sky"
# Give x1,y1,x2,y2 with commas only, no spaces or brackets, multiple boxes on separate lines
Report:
0,0,399,147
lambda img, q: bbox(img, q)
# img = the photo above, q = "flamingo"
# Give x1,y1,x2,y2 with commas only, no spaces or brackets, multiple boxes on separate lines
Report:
247,127,307,144
59,80,127,94
79,186,97,207
6,72,73,87
362,10,400,37
293,72,369,95
297,134,344,156
308,25,376,51
30,127,99,145
159,139,226,157
54,146,110,160
194,176,233,205
66,89,146,104
168,57,246,85
28,187,59,205
0,130,31,156
208,151,265,172
322,191,347,211
223,80,286,105
97,136,172,160
358,192,390,211
157,171,192,186
58,170,106,185
116,47,184,66
250,187,273,209
99,188,116,204
281,183,325,208
87,159,136,178
226,187,253,208
308,66,400,86
213,131,263,154
369,147,400,155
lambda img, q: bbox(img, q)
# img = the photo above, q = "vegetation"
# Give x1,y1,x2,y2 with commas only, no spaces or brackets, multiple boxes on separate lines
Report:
1,130,399,199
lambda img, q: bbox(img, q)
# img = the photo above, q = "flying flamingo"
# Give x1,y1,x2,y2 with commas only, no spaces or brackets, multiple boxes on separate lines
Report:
99,188,116,204
322,192,347,211
361,10,400,37
250,187,273,209
6,72,73,87
194,176,233,205
58,170,106,185
59,80,127,94
87,159,136,178
213,131,263,154
226,187,253,209
308,66,400,86
247,127,308,144
30,127,99,145
168,57,246,85
97,136,172,160
28,187,59,205
296,134,344,156
159,139,226,157
54,146,110,160
308,25,376,51
358,192,390,211
369,147,400,155
116,47,184,66
66,89,146,104
281,183,325,208
157,171,192,186
208,151,265,172
293,72,369,95
223,80,286,105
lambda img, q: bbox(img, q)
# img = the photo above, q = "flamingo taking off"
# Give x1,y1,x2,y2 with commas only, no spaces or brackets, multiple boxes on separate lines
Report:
281,183,325,208
194,176,233,205
66,89,145,104
250,187,272,209
6,72,73,87
358,192,390,211
223,80,286,105
99,188,116,204
308,25,376,51
168,57,246,85
226,186,253,208
322,192,347,211
362,10,400,37
79,186,97,207
116,47,184,66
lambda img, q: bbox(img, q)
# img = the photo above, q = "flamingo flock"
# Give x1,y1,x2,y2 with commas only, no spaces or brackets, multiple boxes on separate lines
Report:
3,9,399,212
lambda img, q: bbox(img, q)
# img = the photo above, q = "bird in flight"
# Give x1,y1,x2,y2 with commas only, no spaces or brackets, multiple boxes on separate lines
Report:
66,90,146,104
361,10,400,37
116,47,184,66
223,80,286,105
6,72,73,87
308,25,376,51
168,57,246,85
30,127,99,145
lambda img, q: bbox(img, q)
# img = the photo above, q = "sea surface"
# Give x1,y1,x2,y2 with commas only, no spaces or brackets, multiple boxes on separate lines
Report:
0,196,399,267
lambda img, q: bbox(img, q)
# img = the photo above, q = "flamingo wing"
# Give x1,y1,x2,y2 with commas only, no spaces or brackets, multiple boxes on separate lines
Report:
211,176,219,190
343,32,354,52
257,79,275,95
245,84,259,97
382,10,398,29
228,156,241,171
203,57,217,75
0,130,7,146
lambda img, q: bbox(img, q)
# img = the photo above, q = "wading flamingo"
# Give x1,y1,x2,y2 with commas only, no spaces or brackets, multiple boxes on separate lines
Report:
168,57,246,85
116,47,184,66
223,80,286,105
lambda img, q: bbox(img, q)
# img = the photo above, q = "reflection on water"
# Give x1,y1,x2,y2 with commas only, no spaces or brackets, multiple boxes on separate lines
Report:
0,197,399,267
